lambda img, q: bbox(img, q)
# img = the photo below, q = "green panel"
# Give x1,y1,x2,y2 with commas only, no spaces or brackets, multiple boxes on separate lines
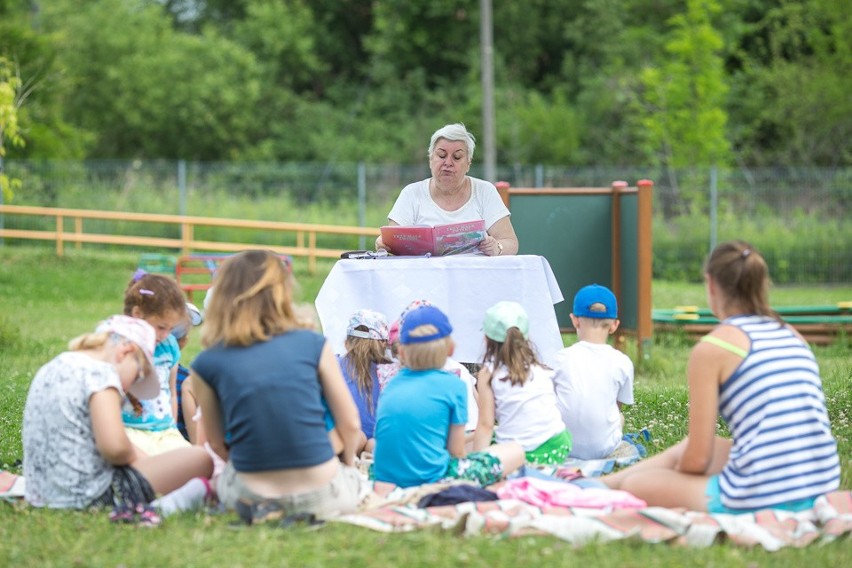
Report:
619,193,639,330
511,193,612,329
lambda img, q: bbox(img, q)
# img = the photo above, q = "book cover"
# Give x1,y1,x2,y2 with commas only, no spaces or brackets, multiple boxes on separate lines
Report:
381,219,486,256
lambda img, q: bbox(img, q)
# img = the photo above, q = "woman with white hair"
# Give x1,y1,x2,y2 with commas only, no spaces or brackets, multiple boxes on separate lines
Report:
376,123,518,257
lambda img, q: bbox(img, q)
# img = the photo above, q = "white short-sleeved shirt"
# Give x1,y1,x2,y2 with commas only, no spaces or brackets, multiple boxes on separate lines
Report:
486,362,566,451
387,177,510,231
23,352,124,508
550,341,635,459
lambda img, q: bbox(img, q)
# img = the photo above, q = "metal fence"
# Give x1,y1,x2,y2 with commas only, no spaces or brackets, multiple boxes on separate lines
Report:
2,160,850,283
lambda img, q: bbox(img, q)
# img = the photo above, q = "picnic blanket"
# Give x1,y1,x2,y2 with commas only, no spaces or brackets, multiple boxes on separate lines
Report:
333,486,852,551
0,470,25,500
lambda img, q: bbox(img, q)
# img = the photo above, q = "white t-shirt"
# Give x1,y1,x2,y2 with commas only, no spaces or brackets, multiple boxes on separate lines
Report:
486,362,565,451
443,358,479,431
387,177,510,231
551,341,634,459
23,352,124,508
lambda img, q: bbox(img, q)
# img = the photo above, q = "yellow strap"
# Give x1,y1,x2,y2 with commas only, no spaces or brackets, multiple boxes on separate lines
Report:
700,335,748,358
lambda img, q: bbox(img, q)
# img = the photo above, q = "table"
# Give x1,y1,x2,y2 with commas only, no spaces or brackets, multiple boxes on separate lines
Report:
315,255,565,363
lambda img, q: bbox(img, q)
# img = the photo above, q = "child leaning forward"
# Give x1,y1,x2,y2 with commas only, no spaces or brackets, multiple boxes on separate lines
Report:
372,305,524,489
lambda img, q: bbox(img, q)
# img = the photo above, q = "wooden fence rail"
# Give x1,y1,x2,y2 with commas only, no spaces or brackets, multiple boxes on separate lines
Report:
0,204,379,273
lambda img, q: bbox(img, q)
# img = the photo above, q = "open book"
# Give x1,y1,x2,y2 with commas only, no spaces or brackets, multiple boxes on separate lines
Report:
380,219,486,256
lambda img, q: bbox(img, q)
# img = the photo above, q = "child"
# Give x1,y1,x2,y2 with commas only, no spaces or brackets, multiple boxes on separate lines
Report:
191,250,366,522
22,315,212,515
337,309,391,454
603,241,840,512
173,302,204,443
378,299,480,436
121,271,191,455
373,305,524,489
473,301,572,465
551,284,635,460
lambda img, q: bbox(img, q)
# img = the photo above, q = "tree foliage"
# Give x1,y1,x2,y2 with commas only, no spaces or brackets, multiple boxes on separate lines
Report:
0,0,847,167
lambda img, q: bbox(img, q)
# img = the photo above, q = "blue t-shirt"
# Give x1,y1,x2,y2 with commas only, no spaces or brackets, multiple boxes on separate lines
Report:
337,354,380,439
122,334,180,431
373,367,467,488
191,330,334,472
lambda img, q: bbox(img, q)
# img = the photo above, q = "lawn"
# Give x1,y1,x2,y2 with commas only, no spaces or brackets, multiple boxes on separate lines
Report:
1,245,850,566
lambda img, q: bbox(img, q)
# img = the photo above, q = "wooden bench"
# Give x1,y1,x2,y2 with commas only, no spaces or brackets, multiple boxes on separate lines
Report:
175,253,292,303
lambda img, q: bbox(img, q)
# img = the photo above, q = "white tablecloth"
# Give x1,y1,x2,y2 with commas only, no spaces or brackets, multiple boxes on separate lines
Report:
315,255,565,363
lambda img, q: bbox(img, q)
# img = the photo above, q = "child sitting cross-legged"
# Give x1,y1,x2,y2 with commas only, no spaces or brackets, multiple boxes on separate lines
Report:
551,284,636,460
473,301,572,466
372,305,524,489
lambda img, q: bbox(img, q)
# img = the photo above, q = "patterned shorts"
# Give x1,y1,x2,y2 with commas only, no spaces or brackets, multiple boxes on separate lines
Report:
89,466,156,509
525,430,572,465
443,451,503,487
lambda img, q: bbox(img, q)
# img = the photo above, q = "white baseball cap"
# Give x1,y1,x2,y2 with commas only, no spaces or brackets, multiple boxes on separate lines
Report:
96,315,160,400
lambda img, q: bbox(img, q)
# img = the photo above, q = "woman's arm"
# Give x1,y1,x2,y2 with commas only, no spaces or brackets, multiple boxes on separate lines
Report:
192,371,229,462
318,342,362,466
677,342,723,474
181,376,207,445
472,367,496,451
90,388,136,465
482,216,519,256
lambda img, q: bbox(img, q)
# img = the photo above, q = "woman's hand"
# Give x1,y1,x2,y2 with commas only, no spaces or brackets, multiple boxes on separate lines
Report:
480,216,518,256
480,235,504,256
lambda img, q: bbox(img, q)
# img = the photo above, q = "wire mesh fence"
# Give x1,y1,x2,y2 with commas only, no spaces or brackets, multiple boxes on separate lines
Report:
2,160,849,283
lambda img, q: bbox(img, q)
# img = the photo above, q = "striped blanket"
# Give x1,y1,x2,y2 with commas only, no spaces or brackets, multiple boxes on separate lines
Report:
333,488,852,551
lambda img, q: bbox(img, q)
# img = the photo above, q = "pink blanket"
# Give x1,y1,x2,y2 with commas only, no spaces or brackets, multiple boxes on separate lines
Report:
497,477,646,509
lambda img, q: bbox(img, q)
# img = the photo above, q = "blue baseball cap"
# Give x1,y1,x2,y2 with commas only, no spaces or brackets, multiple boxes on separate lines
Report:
400,305,453,345
572,284,618,319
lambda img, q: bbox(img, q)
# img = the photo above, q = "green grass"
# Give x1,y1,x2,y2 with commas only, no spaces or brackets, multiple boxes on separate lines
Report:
1,245,850,565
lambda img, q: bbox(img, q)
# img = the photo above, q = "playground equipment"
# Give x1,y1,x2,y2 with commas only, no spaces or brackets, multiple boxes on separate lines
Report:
653,303,852,345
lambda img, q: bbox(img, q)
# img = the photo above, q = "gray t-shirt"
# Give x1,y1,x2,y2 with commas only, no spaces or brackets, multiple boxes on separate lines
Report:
23,351,124,508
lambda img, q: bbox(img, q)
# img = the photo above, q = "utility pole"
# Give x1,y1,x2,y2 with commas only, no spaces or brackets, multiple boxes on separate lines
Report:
480,0,496,182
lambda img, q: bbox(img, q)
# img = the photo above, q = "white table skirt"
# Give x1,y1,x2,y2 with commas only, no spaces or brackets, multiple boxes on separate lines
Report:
315,255,565,363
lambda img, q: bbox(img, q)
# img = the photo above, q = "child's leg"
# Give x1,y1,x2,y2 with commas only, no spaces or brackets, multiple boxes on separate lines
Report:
133,446,213,495
485,442,525,478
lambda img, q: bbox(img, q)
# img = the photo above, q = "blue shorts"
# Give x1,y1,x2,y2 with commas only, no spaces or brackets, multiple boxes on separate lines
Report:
705,475,816,514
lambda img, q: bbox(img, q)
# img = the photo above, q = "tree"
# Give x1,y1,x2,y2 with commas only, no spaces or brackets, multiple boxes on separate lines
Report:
41,0,263,159
726,0,852,165
0,57,27,201
638,0,731,200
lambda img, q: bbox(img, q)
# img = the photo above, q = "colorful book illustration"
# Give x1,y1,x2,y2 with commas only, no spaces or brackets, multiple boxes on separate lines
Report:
380,219,486,256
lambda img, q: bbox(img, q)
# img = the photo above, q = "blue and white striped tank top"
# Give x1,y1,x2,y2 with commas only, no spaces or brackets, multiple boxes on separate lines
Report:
717,315,840,510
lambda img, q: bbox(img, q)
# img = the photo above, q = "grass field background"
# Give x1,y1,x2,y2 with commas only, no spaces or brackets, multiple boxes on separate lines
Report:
1,245,850,566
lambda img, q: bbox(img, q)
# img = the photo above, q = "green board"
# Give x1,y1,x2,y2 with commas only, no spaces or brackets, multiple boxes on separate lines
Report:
511,192,615,329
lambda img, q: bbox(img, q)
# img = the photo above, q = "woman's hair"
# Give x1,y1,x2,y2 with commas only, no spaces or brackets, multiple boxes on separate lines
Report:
704,240,778,320
399,336,453,371
428,123,476,161
482,327,544,387
124,272,186,320
201,250,298,347
343,334,391,413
